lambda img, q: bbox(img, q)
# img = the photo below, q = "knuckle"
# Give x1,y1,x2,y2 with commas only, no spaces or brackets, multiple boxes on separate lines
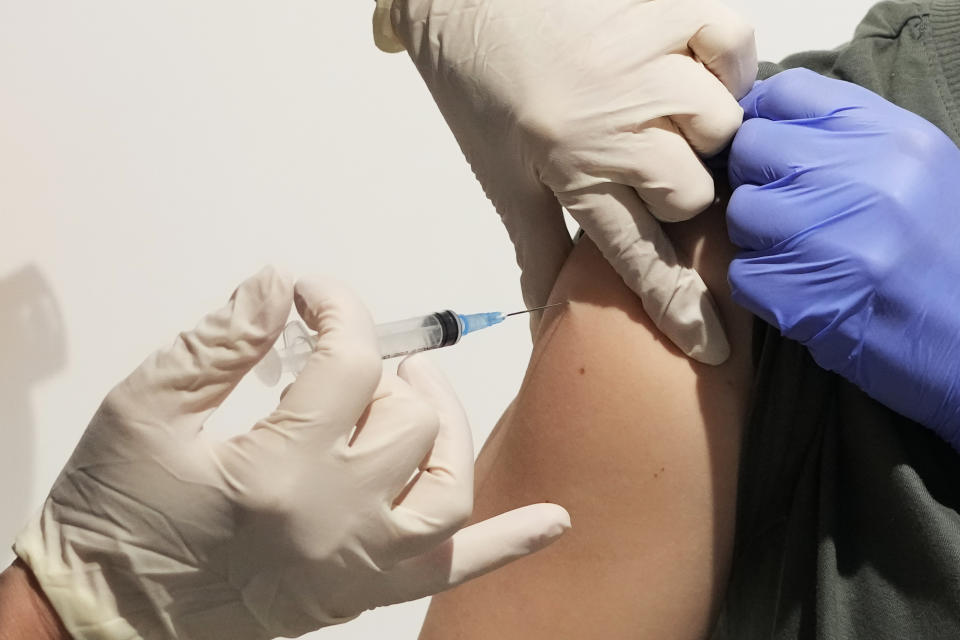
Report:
240,468,297,516
443,489,473,531
99,383,130,419
725,186,752,230
726,257,749,292
98,376,148,427
771,67,817,98
731,118,762,158
689,99,744,156
729,21,757,56
661,176,716,221
891,120,949,158
716,99,746,141
692,3,756,83
855,253,894,288
710,17,756,56
728,123,764,187
515,100,567,147
727,260,766,316
839,216,898,288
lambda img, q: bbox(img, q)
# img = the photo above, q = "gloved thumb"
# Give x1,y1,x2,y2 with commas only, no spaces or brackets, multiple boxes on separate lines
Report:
560,184,730,365
490,183,573,336
374,503,571,604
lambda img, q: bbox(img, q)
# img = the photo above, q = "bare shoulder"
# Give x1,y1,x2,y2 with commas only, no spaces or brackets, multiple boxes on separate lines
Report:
419,198,754,639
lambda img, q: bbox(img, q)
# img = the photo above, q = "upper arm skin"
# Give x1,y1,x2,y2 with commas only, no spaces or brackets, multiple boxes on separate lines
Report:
418,195,755,639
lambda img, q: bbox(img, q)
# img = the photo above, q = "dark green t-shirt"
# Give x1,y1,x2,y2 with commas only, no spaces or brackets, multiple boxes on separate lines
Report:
710,2,960,638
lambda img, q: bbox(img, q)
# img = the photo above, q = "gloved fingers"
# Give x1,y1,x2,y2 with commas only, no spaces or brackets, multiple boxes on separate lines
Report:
727,180,816,251
623,120,716,222
494,186,573,330
388,354,475,556
739,68,871,121
113,265,292,437
727,252,786,331
560,183,730,364
660,54,746,156
373,503,571,605
727,117,800,189
270,277,383,438
347,370,442,494
731,250,844,347
686,0,757,99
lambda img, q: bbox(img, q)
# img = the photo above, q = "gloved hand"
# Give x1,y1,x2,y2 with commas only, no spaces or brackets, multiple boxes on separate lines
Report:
727,68,960,445
376,0,757,364
14,267,571,640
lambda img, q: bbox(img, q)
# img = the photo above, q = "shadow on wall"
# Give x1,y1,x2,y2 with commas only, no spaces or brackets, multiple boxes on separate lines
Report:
0,264,67,555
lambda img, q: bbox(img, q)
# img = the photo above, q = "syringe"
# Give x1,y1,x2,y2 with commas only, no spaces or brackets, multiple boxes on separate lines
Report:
254,302,565,386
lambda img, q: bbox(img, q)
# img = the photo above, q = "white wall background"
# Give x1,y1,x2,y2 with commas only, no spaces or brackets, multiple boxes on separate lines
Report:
0,1,875,637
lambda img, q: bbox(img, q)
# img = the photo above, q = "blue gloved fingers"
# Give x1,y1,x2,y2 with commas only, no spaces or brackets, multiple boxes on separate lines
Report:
729,66,960,443
726,252,783,329
727,117,805,189
729,251,838,345
727,184,782,250
740,68,868,122
726,172,827,251
731,247,878,347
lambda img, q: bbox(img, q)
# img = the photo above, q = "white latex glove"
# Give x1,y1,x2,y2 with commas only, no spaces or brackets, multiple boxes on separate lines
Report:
375,0,756,363
14,267,570,640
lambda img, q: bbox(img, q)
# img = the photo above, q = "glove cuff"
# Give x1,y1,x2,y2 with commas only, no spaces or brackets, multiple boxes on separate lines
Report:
373,0,406,53
14,508,141,640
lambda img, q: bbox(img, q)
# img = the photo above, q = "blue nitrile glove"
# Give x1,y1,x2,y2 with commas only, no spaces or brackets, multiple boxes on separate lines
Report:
726,68,960,446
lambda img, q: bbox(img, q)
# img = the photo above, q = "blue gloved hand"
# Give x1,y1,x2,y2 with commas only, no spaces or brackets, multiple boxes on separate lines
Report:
726,68,960,446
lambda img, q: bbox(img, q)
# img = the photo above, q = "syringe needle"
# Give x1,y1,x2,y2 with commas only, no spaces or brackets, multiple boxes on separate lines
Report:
504,301,567,318
256,301,573,385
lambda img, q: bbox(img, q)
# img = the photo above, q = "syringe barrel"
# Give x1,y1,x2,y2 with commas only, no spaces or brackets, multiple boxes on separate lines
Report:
376,310,463,359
